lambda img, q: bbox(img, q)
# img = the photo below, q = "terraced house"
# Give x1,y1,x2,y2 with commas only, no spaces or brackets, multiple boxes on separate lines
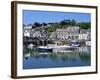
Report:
50,26,80,41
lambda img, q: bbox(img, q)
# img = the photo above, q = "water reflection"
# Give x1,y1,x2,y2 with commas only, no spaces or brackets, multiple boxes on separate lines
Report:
23,46,91,69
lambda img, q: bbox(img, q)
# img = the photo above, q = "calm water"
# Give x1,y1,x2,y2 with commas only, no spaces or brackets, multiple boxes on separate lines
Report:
23,46,91,69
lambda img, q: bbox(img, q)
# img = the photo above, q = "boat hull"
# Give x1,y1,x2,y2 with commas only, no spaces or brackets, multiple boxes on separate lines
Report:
37,45,75,52
37,48,52,52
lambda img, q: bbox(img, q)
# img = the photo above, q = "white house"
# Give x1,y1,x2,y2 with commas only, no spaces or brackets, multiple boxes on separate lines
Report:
23,25,32,37
78,34,88,40
67,26,80,34
56,29,69,40
49,26,80,41
49,32,57,40
54,26,80,40
31,30,42,38
24,31,30,37
78,29,91,40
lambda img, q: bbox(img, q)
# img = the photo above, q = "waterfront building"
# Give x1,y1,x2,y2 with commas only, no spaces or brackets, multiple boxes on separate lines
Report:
56,29,69,40
49,32,57,40
67,26,80,40
31,30,42,38
23,25,32,37
52,26,80,41
78,29,91,41
67,26,80,34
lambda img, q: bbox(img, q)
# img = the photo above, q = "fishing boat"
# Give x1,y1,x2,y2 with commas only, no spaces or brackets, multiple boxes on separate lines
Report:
70,40,80,47
24,53,31,59
37,46,53,52
37,45,75,52
27,44,35,49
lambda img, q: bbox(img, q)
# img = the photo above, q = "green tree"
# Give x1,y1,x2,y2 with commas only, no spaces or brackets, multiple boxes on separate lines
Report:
42,23,47,26
70,19,76,26
60,19,70,25
80,22,91,29
34,22,41,27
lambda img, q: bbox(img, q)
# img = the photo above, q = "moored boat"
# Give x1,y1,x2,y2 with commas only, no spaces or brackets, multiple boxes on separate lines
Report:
70,40,80,47
24,53,31,59
37,45,75,52
37,46,53,52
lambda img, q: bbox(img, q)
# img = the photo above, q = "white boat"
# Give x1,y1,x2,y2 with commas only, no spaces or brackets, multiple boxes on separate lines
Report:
24,53,31,59
27,44,35,49
37,45,75,52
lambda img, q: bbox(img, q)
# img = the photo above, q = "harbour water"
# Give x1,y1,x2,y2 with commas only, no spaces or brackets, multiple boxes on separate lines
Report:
23,46,91,69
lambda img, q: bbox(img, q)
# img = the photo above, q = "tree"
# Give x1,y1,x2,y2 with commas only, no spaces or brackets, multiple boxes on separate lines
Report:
32,25,36,28
34,22,41,27
79,22,91,29
70,19,76,26
42,23,47,26
60,19,71,25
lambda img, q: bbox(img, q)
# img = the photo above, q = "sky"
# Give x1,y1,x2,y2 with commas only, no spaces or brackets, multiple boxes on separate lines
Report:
23,10,91,25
